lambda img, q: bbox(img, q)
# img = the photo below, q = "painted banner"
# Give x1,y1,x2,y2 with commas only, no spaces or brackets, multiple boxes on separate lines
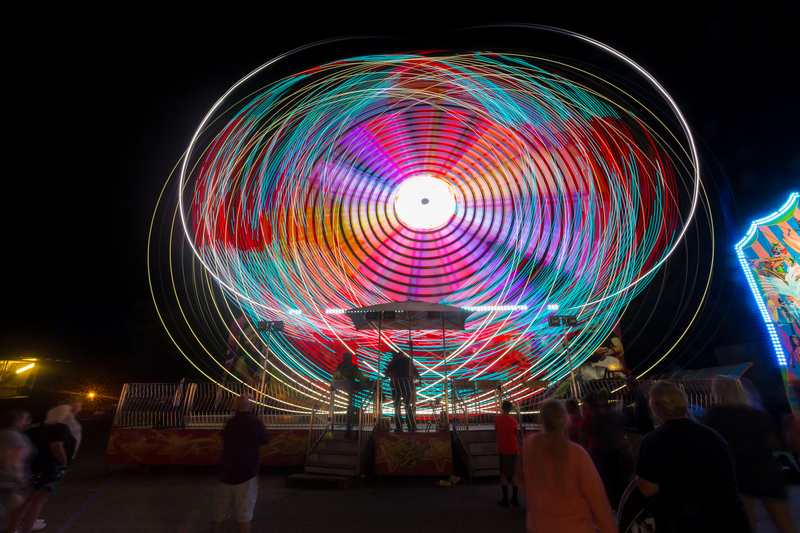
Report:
736,192,800,416
105,428,308,466
374,432,453,476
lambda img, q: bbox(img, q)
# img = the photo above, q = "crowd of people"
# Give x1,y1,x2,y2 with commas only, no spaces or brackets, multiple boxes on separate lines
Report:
497,377,797,533
3,371,793,532
0,400,83,533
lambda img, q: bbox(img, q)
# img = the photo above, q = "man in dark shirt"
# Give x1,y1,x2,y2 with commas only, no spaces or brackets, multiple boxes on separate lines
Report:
211,394,269,533
580,392,625,510
635,382,752,532
385,350,420,432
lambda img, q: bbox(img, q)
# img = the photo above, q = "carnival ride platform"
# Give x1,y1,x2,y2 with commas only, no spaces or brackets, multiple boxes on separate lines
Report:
107,370,742,482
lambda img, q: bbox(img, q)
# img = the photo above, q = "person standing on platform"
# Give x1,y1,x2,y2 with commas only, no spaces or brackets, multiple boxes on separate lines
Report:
635,382,753,533
333,351,367,439
385,350,420,432
495,400,520,507
211,394,269,533
523,399,616,533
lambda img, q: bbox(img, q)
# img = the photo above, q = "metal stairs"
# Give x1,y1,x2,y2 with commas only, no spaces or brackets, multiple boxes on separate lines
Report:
286,429,372,489
457,428,500,479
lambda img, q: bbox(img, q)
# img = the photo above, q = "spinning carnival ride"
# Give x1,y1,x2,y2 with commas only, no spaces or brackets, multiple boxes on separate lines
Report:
152,29,700,414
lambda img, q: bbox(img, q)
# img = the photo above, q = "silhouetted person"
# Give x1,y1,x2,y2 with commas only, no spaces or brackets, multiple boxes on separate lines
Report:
565,398,582,443
12,405,76,533
707,376,796,533
636,382,752,533
211,394,269,533
0,409,32,515
495,400,520,507
333,351,367,438
579,392,625,510
385,350,420,432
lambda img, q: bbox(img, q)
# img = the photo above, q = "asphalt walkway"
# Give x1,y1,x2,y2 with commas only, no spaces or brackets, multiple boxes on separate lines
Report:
1,429,798,532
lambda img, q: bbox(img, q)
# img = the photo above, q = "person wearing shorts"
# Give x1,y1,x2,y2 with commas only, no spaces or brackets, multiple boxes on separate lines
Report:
495,400,520,507
212,477,259,526
211,394,269,533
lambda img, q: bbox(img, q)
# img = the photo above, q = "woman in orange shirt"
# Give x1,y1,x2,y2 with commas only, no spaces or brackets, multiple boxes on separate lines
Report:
524,399,616,533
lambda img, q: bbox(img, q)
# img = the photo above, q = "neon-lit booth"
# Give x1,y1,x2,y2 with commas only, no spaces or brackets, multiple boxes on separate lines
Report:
735,192,800,416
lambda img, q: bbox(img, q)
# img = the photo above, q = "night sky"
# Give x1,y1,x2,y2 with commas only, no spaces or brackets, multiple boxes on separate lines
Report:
7,7,798,388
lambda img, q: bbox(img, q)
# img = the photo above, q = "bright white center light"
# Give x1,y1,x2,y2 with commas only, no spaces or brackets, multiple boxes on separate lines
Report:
394,174,457,230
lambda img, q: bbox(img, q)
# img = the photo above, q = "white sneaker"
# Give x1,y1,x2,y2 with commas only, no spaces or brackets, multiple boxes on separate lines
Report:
13,518,46,532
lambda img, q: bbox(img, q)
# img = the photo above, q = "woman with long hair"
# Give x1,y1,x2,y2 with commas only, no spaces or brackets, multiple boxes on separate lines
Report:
9,405,77,533
707,376,796,533
523,399,616,533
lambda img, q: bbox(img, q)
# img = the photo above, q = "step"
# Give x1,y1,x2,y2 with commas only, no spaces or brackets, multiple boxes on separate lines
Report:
328,429,366,439
313,451,359,466
470,442,498,454
305,463,357,476
286,473,358,490
316,439,360,453
472,467,501,477
470,454,500,468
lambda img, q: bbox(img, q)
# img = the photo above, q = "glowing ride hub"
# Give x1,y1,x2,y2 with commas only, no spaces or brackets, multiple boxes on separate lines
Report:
394,175,457,230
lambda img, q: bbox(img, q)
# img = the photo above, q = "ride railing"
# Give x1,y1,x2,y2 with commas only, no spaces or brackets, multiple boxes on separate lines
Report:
113,377,719,431
328,379,376,433
114,383,184,428
114,380,331,429
381,377,448,430
450,379,504,426
184,381,330,428
520,378,717,428
452,387,471,456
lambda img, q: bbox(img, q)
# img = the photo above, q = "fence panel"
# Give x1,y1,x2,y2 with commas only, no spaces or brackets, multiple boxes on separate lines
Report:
114,380,331,429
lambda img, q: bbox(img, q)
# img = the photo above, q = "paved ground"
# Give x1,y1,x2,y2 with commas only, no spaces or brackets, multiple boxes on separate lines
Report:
2,429,799,532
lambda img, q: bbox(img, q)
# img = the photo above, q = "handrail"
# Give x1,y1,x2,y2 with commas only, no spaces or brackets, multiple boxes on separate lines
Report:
451,382,471,468
112,384,129,429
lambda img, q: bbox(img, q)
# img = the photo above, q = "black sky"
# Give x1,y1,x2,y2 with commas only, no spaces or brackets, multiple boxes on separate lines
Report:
6,7,799,381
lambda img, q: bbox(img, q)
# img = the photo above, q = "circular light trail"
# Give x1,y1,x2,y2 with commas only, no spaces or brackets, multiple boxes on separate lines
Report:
156,30,702,410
